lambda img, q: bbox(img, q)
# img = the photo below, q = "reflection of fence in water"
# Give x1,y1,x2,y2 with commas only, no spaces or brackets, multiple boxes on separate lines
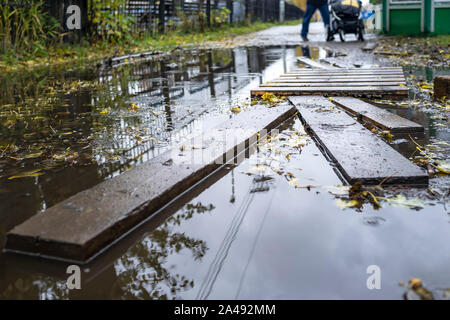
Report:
95,49,257,179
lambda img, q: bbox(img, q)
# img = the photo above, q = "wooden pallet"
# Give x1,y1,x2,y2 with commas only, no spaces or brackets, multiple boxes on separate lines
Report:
251,67,409,99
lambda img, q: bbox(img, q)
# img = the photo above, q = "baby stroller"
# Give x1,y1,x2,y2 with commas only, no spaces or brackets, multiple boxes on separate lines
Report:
327,0,364,42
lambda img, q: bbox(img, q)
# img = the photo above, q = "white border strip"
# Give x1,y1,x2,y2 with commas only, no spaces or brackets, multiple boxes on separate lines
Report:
431,0,435,32
420,0,424,32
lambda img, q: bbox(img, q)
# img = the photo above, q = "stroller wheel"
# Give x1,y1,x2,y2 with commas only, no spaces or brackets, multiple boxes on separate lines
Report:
358,27,365,42
339,29,345,42
326,27,334,41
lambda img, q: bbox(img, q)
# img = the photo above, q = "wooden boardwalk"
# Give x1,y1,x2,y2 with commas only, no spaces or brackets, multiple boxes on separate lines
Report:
289,96,428,185
251,67,409,99
6,104,297,263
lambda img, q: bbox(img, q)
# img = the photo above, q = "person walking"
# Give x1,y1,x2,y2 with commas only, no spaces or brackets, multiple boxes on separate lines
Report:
301,0,330,41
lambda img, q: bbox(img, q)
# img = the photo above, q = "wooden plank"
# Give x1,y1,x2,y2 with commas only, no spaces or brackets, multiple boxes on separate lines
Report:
268,80,406,85
275,77,405,81
361,42,378,51
251,86,409,99
290,67,402,71
296,57,340,70
283,72,404,76
5,104,297,263
331,97,423,133
288,69,403,73
289,96,428,185
261,82,406,87
288,67,402,72
280,72,404,78
270,77,405,82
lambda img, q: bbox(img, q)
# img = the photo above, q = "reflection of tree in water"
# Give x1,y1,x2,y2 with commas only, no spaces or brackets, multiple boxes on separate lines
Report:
114,202,215,300
0,274,69,300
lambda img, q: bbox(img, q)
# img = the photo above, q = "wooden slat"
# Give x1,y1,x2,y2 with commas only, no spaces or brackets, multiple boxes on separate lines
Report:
283,72,404,76
296,57,339,70
267,78,406,85
256,67,408,99
361,42,378,51
288,69,403,73
277,77,405,82
287,68,402,73
289,96,428,185
290,67,402,71
331,97,423,133
261,82,406,87
251,86,409,97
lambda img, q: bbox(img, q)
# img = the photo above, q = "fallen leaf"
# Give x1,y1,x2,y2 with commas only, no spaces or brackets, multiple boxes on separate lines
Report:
8,170,43,180
231,107,241,114
336,199,360,209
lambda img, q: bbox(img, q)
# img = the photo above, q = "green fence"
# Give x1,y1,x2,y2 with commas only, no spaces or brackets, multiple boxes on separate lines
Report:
382,0,450,35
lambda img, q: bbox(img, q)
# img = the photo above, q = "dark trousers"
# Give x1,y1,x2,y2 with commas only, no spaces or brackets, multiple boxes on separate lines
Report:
301,4,330,37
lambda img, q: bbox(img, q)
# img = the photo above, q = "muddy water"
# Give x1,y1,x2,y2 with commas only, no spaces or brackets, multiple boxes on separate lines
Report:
0,46,449,300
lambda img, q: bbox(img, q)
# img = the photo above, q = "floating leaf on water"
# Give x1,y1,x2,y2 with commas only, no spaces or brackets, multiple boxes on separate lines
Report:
404,278,434,300
128,103,139,112
245,165,269,175
336,199,360,209
385,195,425,209
327,185,351,196
380,130,394,140
23,152,43,159
231,107,241,114
8,169,43,180
420,83,433,90
435,160,450,174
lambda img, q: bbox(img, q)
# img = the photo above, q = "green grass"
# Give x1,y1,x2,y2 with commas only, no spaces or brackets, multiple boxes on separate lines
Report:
0,20,301,73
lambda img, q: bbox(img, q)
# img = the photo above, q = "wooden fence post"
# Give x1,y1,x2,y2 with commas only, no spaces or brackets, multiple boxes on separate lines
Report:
227,0,233,24
207,0,211,27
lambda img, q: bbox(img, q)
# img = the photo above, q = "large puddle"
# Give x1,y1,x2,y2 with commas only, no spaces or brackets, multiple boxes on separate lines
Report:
0,45,449,299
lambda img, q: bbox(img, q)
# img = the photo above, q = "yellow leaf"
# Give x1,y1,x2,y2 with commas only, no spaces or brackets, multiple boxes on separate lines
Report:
408,278,422,289
8,169,43,180
231,107,241,114
24,152,43,159
420,84,433,90
336,199,359,209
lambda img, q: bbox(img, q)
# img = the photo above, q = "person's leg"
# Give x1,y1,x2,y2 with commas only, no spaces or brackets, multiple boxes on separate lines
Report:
301,4,317,38
318,3,330,28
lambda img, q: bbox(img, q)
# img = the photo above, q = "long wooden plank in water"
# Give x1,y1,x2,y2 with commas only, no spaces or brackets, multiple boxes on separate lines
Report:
331,97,423,133
251,86,409,99
5,104,297,263
289,96,428,185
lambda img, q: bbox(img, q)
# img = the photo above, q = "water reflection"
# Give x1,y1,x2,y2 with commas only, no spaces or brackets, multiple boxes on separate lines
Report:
113,202,213,300
0,45,449,300
0,46,290,247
